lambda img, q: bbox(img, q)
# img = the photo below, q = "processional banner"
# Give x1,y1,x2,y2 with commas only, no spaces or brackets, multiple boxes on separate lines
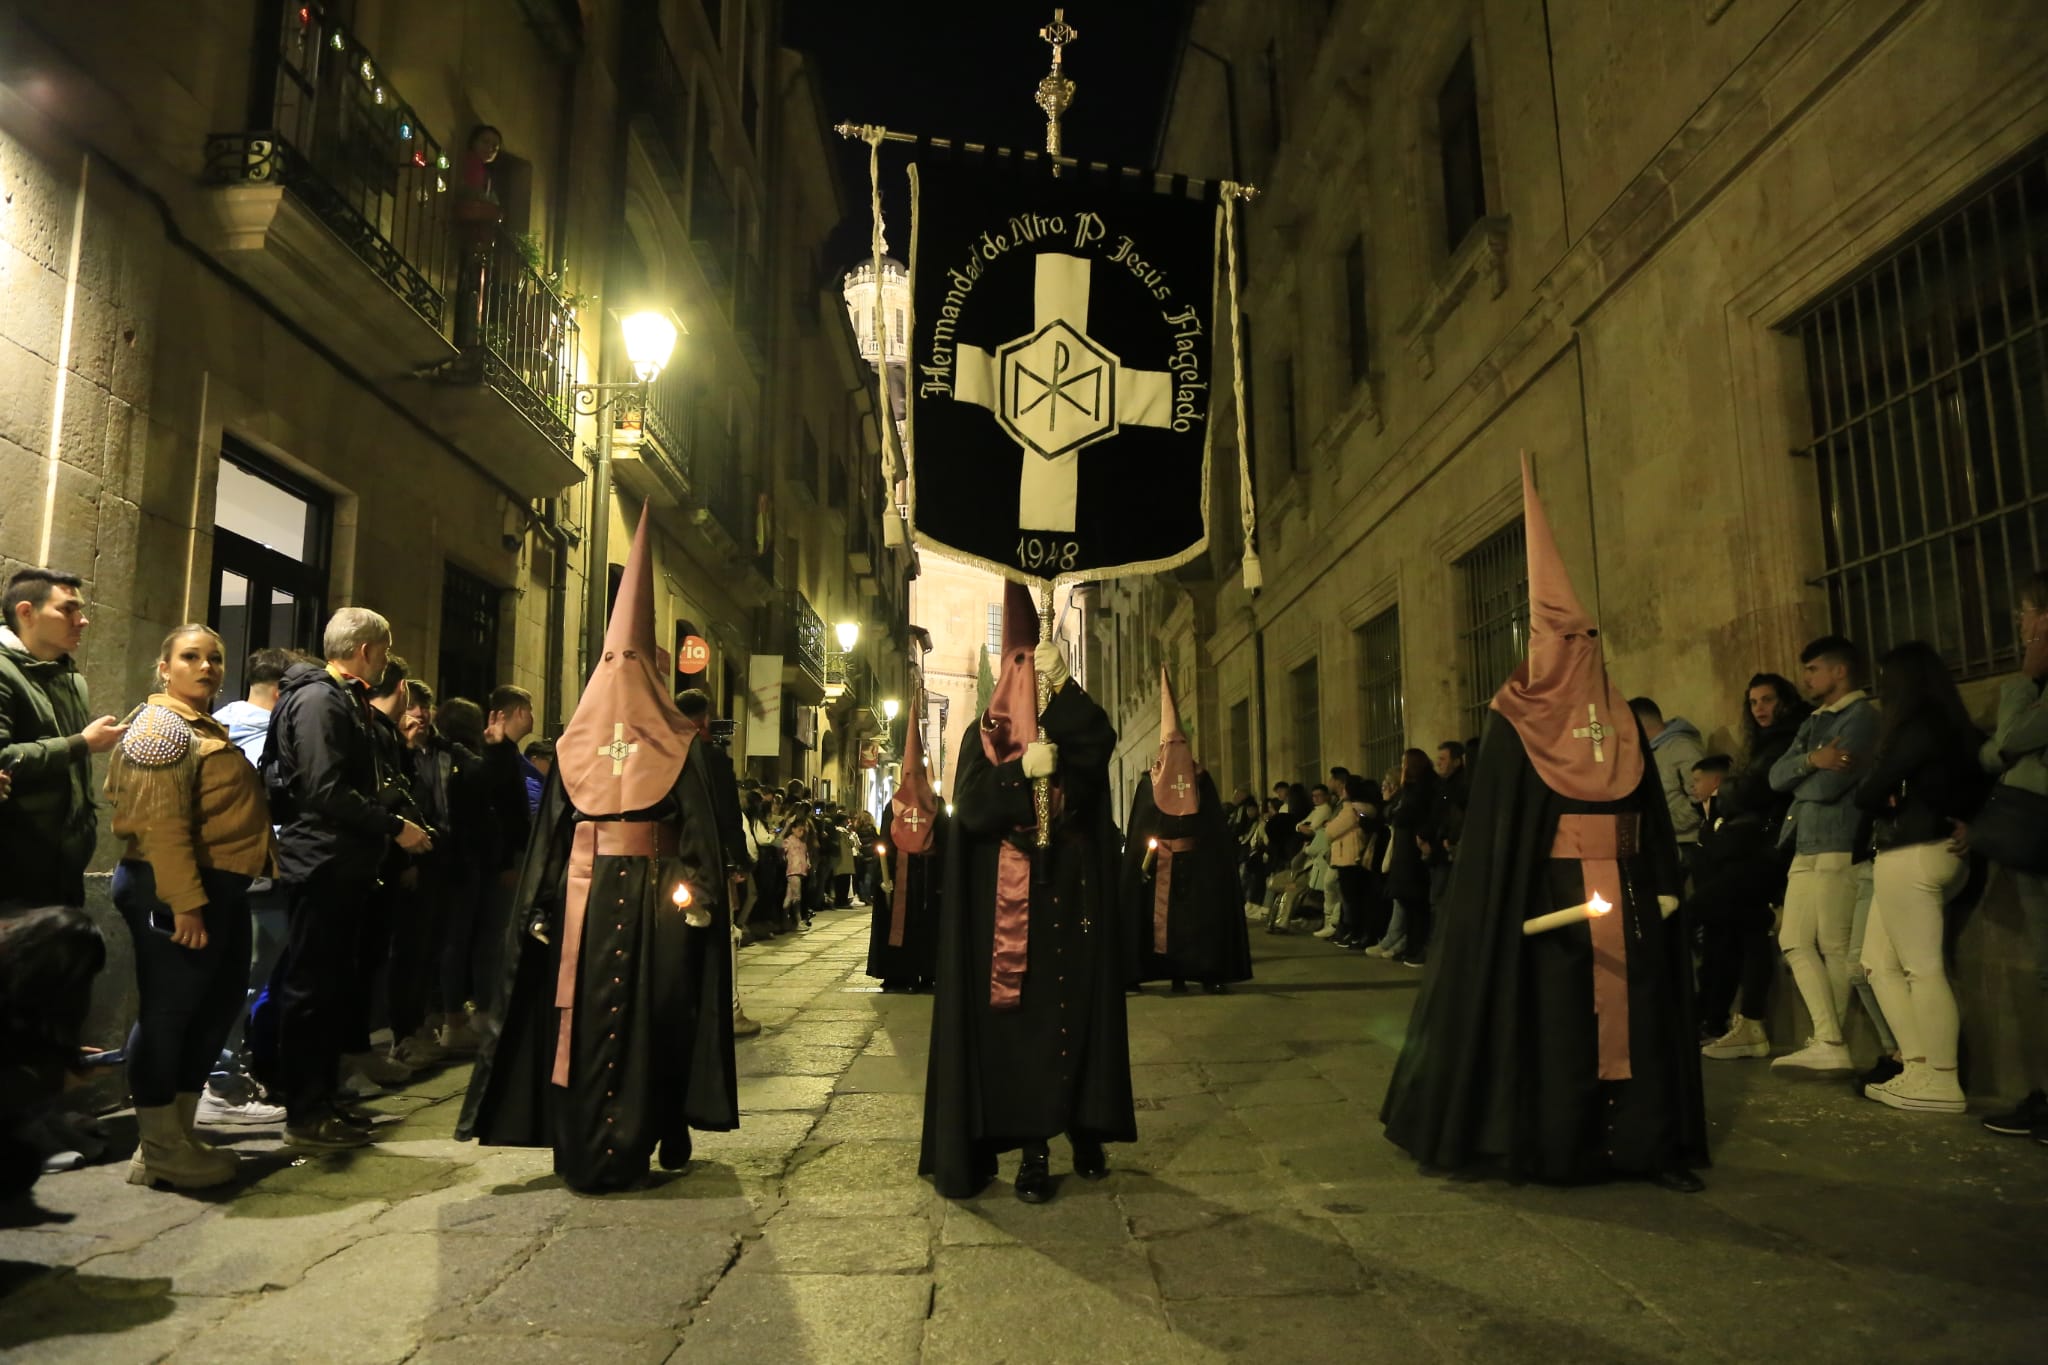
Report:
906,154,1220,586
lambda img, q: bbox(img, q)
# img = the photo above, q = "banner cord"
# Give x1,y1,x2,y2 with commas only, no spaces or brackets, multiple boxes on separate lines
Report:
1223,183,1262,593
867,128,908,550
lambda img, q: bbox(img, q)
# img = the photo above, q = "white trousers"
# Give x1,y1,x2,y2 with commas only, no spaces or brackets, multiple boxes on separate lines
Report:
1861,841,1967,1070
1778,851,1858,1043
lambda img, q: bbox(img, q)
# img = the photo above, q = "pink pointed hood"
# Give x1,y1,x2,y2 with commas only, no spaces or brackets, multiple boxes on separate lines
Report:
1150,665,1200,816
558,505,695,813
890,698,940,854
980,581,1041,765
1489,453,1642,801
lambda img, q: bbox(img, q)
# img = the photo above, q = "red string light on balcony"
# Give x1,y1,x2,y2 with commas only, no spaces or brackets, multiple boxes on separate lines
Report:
299,6,311,25
413,151,427,167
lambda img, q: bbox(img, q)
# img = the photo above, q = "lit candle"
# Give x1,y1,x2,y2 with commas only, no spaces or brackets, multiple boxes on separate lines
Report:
1140,837,1159,878
1521,891,1612,936
670,879,710,928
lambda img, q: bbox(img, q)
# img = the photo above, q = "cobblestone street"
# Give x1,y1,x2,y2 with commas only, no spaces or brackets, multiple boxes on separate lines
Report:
4,910,2046,1364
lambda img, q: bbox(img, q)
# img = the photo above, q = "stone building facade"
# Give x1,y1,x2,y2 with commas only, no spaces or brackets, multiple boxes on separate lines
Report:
1,0,903,1030
1098,0,2047,1089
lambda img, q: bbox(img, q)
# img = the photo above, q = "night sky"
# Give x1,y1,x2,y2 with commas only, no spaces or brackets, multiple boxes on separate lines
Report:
783,0,1195,270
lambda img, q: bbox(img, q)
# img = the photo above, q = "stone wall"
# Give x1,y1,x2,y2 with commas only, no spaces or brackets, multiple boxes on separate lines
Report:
1126,0,2048,1093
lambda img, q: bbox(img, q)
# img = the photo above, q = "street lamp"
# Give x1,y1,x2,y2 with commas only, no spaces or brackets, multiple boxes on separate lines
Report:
572,307,684,415
834,621,861,653
882,697,900,722
579,306,685,679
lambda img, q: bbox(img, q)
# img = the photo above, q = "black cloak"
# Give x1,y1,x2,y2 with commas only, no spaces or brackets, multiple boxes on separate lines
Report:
919,682,1136,1198
458,759,738,1193
1379,716,1708,1183
867,816,947,987
1118,772,1254,986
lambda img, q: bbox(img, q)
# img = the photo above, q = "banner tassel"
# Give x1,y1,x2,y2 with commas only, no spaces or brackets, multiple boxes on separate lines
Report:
1223,182,1260,594
866,127,908,541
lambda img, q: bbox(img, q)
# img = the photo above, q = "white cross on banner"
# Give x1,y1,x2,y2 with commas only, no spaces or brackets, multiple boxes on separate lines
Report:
904,157,1220,585
950,254,1175,533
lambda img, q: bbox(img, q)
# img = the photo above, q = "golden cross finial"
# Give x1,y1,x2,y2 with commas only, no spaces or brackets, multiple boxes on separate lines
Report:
1035,8,1078,170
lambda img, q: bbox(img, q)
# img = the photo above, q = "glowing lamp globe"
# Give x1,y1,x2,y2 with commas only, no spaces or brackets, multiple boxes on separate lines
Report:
619,309,679,383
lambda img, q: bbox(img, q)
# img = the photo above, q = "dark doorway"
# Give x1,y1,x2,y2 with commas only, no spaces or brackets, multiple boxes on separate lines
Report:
208,440,330,702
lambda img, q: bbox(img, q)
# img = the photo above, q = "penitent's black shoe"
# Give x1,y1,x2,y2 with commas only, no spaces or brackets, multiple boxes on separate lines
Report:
658,1131,693,1171
1651,1168,1705,1194
1014,1147,1053,1203
1169,980,1189,994
1071,1137,1108,1180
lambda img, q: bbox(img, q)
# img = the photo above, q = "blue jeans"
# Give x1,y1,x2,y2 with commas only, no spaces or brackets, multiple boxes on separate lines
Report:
114,862,253,1108
1375,902,1407,955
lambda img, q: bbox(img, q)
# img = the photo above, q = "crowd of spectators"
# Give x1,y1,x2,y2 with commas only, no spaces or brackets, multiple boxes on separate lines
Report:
1220,571,2048,1144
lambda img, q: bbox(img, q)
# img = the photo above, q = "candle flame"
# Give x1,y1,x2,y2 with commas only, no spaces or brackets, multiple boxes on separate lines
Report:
875,842,887,856
1147,837,1159,850
1588,892,1612,915
671,882,692,909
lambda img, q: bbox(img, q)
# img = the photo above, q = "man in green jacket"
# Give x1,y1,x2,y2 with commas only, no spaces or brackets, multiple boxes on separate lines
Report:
0,569,128,909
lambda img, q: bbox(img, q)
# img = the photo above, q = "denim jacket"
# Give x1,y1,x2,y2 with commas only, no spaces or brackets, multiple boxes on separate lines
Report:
1768,691,1880,854
1980,674,2048,797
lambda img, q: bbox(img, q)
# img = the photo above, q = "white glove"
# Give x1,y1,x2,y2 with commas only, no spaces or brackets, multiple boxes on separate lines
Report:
1021,741,1059,779
1034,641,1070,693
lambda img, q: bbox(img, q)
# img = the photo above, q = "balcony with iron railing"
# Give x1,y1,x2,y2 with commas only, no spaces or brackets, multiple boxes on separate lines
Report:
195,0,581,496
785,590,827,698
610,360,694,508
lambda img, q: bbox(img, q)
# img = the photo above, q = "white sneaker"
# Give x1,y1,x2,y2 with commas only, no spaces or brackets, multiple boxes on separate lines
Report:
1363,945,1392,958
1312,925,1338,940
1702,1016,1770,1060
393,1033,449,1069
195,1089,288,1128
1867,1062,1967,1113
338,1067,386,1099
1770,1038,1854,1074
438,1019,484,1055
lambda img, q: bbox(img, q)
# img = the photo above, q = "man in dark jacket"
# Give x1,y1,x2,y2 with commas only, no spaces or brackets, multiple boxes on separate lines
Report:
0,569,127,909
262,608,432,1151
474,685,536,1020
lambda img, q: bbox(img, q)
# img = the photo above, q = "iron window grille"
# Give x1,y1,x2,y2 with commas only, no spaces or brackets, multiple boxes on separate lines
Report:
1290,659,1322,788
1458,520,1529,738
1357,607,1404,784
985,604,1004,653
438,563,504,709
1792,144,2048,680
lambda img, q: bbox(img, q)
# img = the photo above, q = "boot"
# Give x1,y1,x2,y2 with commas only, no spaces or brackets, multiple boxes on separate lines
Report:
127,1105,237,1190
176,1092,229,1156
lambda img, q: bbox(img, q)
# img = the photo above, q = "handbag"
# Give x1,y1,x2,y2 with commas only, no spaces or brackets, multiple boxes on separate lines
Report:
1968,782,2048,873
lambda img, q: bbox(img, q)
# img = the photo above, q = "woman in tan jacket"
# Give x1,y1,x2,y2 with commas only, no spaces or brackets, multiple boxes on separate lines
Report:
106,625,274,1190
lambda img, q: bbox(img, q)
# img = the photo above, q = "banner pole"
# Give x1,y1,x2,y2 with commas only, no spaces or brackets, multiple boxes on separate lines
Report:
1033,582,1054,849
830,122,1260,201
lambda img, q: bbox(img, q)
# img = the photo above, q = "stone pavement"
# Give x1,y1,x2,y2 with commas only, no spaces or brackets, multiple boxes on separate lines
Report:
4,907,2047,1364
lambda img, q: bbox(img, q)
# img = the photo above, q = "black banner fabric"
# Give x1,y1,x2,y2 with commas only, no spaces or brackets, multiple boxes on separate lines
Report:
907,156,1215,585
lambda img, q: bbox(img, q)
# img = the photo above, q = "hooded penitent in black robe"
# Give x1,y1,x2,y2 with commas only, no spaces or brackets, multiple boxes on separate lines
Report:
867,818,946,989
919,683,1136,1198
457,761,738,1192
1379,717,1707,1183
1119,772,1253,986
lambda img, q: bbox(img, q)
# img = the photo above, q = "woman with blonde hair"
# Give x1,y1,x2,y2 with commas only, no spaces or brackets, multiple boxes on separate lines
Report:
106,625,274,1189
